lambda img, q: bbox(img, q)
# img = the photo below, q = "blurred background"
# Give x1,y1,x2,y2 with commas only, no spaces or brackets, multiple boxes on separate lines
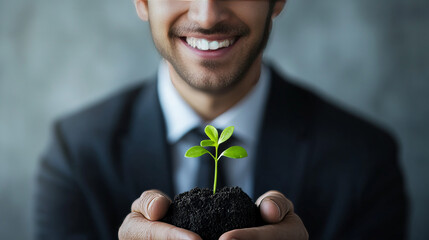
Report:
1,0,428,239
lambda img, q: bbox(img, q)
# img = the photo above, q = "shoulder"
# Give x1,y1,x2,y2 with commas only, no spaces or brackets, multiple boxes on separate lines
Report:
270,66,397,160
269,68,407,237
52,79,156,151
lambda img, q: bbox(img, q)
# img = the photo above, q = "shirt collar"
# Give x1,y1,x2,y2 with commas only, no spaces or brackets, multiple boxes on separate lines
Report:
158,60,271,145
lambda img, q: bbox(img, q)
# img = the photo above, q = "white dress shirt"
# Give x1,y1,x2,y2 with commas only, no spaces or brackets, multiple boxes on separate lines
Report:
157,60,271,199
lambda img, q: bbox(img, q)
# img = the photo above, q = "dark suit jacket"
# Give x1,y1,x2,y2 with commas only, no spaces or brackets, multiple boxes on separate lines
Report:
34,67,408,239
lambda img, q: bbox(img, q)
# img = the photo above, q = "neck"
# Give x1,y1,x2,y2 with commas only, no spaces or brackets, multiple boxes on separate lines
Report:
168,58,263,122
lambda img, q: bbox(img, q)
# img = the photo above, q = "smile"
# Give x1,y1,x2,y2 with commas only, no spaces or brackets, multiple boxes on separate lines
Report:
185,37,236,51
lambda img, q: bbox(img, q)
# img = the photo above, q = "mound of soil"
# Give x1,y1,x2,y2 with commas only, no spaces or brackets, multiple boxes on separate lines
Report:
163,187,262,240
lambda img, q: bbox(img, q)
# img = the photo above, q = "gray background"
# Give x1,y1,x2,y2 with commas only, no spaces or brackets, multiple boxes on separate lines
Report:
1,0,428,239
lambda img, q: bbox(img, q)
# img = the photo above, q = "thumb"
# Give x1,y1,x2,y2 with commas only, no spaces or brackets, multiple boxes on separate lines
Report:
131,189,172,220
256,191,292,224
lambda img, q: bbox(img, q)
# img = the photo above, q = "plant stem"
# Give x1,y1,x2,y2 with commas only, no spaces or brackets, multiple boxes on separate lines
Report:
213,144,219,195
214,160,218,195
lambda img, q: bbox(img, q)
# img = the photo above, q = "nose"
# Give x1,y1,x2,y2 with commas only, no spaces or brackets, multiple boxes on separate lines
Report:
188,0,228,29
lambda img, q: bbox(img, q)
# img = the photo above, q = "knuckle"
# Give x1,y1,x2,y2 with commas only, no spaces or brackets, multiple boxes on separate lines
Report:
132,192,158,218
289,213,308,240
118,214,133,239
257,190,288,205
304,229,309,240
260,191,295,220
270,191,288,202
267,190,283,196
270,192,294,214
129,211,143,220
130,190,172,223
298,224,309,240
140,189,158,198
118,225,126,239
297,214,309,240
131,198,140,212
278,197,292,215
285,200,293,210
131,198,147,218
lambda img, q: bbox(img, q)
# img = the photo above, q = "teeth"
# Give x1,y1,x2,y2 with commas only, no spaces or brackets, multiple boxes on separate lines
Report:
201,39,209,50
209,41,219,50
186,37,235,51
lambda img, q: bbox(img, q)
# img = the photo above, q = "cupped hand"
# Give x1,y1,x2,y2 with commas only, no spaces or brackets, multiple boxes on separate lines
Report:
219,190,309,240
118,189,202,240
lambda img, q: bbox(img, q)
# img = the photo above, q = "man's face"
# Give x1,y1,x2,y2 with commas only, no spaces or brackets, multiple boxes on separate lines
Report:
136,0,283,94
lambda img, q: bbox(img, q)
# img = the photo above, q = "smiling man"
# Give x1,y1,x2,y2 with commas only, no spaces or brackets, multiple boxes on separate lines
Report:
35,0,407,239
141,0,279,120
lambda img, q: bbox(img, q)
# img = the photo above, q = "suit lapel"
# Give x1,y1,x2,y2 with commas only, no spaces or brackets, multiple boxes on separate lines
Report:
254,68,315,203
122,79,174,199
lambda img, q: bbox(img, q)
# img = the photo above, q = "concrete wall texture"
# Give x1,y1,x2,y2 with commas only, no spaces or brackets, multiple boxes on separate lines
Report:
1,0,428,239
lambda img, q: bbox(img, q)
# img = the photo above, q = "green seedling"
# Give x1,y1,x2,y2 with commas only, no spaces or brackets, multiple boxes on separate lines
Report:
185,125,248,195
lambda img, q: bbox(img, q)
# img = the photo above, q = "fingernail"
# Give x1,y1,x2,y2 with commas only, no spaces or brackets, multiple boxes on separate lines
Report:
266,198,281,221
148,196,161,219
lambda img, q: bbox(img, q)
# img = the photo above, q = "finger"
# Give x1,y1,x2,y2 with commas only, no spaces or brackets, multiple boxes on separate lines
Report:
118,212,202,240
255,190,292,223
219,213,308,240
131,190,172,221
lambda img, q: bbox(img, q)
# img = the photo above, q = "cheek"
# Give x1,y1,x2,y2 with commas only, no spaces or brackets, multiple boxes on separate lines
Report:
148,2,190,56
148,1,189,32
230,2,270,35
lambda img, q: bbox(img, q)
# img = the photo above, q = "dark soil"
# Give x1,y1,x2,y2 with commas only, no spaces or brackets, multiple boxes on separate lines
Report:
163,187,262,240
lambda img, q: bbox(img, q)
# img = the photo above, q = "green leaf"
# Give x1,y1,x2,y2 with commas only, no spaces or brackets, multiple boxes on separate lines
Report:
205,125,218,142
220,146,248,159
218,126,234,144
200,140,216,147
185,146,210,158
